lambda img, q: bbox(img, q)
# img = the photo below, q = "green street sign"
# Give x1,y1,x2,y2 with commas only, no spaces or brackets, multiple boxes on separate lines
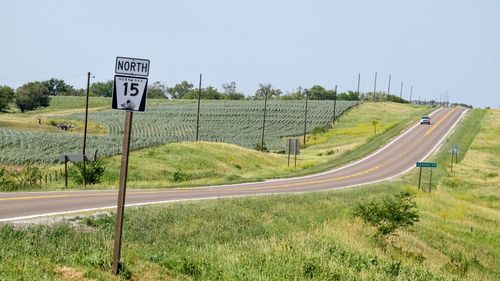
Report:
416,162,437,168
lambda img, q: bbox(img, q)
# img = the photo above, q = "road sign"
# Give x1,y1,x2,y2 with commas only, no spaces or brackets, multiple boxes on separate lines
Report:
112,56,150,275
287,138,300,155
112,75,148,112
416,162,437,168
115,57,150,77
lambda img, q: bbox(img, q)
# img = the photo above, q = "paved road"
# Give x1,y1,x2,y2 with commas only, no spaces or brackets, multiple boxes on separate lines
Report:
0,107,467,222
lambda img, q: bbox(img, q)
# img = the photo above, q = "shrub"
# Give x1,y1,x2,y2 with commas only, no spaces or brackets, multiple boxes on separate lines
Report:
254,142,269,152
69,160,106,185
353,192,419,236
0,166,41,191
310,124,330,135
0,168,17,191
173,171,192,182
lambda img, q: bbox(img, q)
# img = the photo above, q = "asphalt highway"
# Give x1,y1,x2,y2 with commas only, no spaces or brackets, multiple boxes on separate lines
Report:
0,107,468,222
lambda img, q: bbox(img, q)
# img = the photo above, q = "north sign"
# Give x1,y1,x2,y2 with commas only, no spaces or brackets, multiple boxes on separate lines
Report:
115,57,150,77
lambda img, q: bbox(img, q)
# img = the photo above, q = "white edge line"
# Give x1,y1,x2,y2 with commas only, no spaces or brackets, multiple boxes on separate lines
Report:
1,108,465,223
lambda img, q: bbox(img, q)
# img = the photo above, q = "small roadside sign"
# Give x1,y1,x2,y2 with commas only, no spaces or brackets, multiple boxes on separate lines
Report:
287,138,300,155
416,162,437,168
287,138,300,168
416,162,437,192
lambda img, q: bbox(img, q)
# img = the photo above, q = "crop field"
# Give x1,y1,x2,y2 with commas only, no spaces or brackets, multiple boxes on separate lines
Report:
0,100,356,165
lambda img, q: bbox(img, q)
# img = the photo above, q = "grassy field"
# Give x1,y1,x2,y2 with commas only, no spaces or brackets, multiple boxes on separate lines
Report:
0,108,497,280
18,102,429,190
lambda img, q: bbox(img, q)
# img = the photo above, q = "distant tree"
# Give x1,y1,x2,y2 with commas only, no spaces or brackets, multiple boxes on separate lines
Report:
281,86,305,100
306,85,335,100
14,82,51,112
0,85,15,112
386,94,409,104
183,86,221,100
167,81,194,99
221,82,245,100
147,81,168,99
254,83,282,99
89,81,113,97
43,78,74,96
336,90,359,101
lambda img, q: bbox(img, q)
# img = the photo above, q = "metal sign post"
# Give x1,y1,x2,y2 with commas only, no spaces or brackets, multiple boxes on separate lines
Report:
111,56,149,275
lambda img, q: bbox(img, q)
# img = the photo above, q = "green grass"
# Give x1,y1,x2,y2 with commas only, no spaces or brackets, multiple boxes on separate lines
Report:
1,109,498,280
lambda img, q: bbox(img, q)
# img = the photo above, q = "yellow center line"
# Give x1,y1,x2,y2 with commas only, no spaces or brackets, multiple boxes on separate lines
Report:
425,108,457,136
1,109,460,202
0,194,71,201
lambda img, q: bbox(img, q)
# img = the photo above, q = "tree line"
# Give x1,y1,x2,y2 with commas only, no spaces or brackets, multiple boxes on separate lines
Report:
0,78,409,113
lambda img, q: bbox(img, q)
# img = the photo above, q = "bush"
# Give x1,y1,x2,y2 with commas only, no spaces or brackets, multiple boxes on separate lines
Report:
254,142,269,152
0,168,17,191
310,124,330,135
0,166,41,191
353,192,419,236
69,160,106,185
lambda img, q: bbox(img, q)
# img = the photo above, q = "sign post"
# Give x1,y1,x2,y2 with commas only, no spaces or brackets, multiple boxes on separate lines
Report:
416,162,437,192
111,56,149,275
287,138,300,168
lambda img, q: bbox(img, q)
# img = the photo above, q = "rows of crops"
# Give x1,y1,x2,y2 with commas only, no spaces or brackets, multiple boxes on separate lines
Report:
0,100,355,164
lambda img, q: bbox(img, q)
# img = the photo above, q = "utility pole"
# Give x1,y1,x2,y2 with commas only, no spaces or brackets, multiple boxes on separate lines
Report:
373,72,377,101
82,71,91,187
356,73,361,107
302,89,309,145
399,81,403,99
332,85,338,124
439,93,442,107
260,88,269,151
195,73,202,141
409,85,413,104
387,74,391,96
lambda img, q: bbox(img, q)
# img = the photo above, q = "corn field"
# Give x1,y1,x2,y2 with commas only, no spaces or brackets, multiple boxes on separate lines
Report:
0,100,355,164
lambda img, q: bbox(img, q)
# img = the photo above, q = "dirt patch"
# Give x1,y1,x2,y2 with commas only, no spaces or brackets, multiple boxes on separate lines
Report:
54,266,86,280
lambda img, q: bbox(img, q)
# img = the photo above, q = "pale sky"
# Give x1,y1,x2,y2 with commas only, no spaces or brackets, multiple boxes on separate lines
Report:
1,0,498,108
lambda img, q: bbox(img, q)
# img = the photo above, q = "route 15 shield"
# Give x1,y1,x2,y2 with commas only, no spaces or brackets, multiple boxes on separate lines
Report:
112,75,148,112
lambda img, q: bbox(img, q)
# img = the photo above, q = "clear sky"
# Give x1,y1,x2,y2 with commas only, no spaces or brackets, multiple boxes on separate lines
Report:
1,0,498,108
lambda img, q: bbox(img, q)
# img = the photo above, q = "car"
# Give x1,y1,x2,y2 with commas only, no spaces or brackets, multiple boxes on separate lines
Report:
420,116,431,125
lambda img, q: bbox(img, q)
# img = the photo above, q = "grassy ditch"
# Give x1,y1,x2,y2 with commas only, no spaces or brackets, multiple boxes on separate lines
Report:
1,109,497,280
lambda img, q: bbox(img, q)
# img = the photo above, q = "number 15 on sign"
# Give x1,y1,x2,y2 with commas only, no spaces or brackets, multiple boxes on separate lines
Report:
112,75,148,112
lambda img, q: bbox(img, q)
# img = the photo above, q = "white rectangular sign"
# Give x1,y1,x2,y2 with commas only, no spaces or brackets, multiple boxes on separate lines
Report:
115,57,150,77
112,75,148,112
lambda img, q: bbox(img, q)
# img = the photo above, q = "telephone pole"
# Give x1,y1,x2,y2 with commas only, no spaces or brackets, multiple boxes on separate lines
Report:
356,73,360,107
260,88,269,151
399,81,403,99
302,89,309,145
195,73,202,141
373,72,377,101
332,85,338,124
82,71,91,187
387,74,391,96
